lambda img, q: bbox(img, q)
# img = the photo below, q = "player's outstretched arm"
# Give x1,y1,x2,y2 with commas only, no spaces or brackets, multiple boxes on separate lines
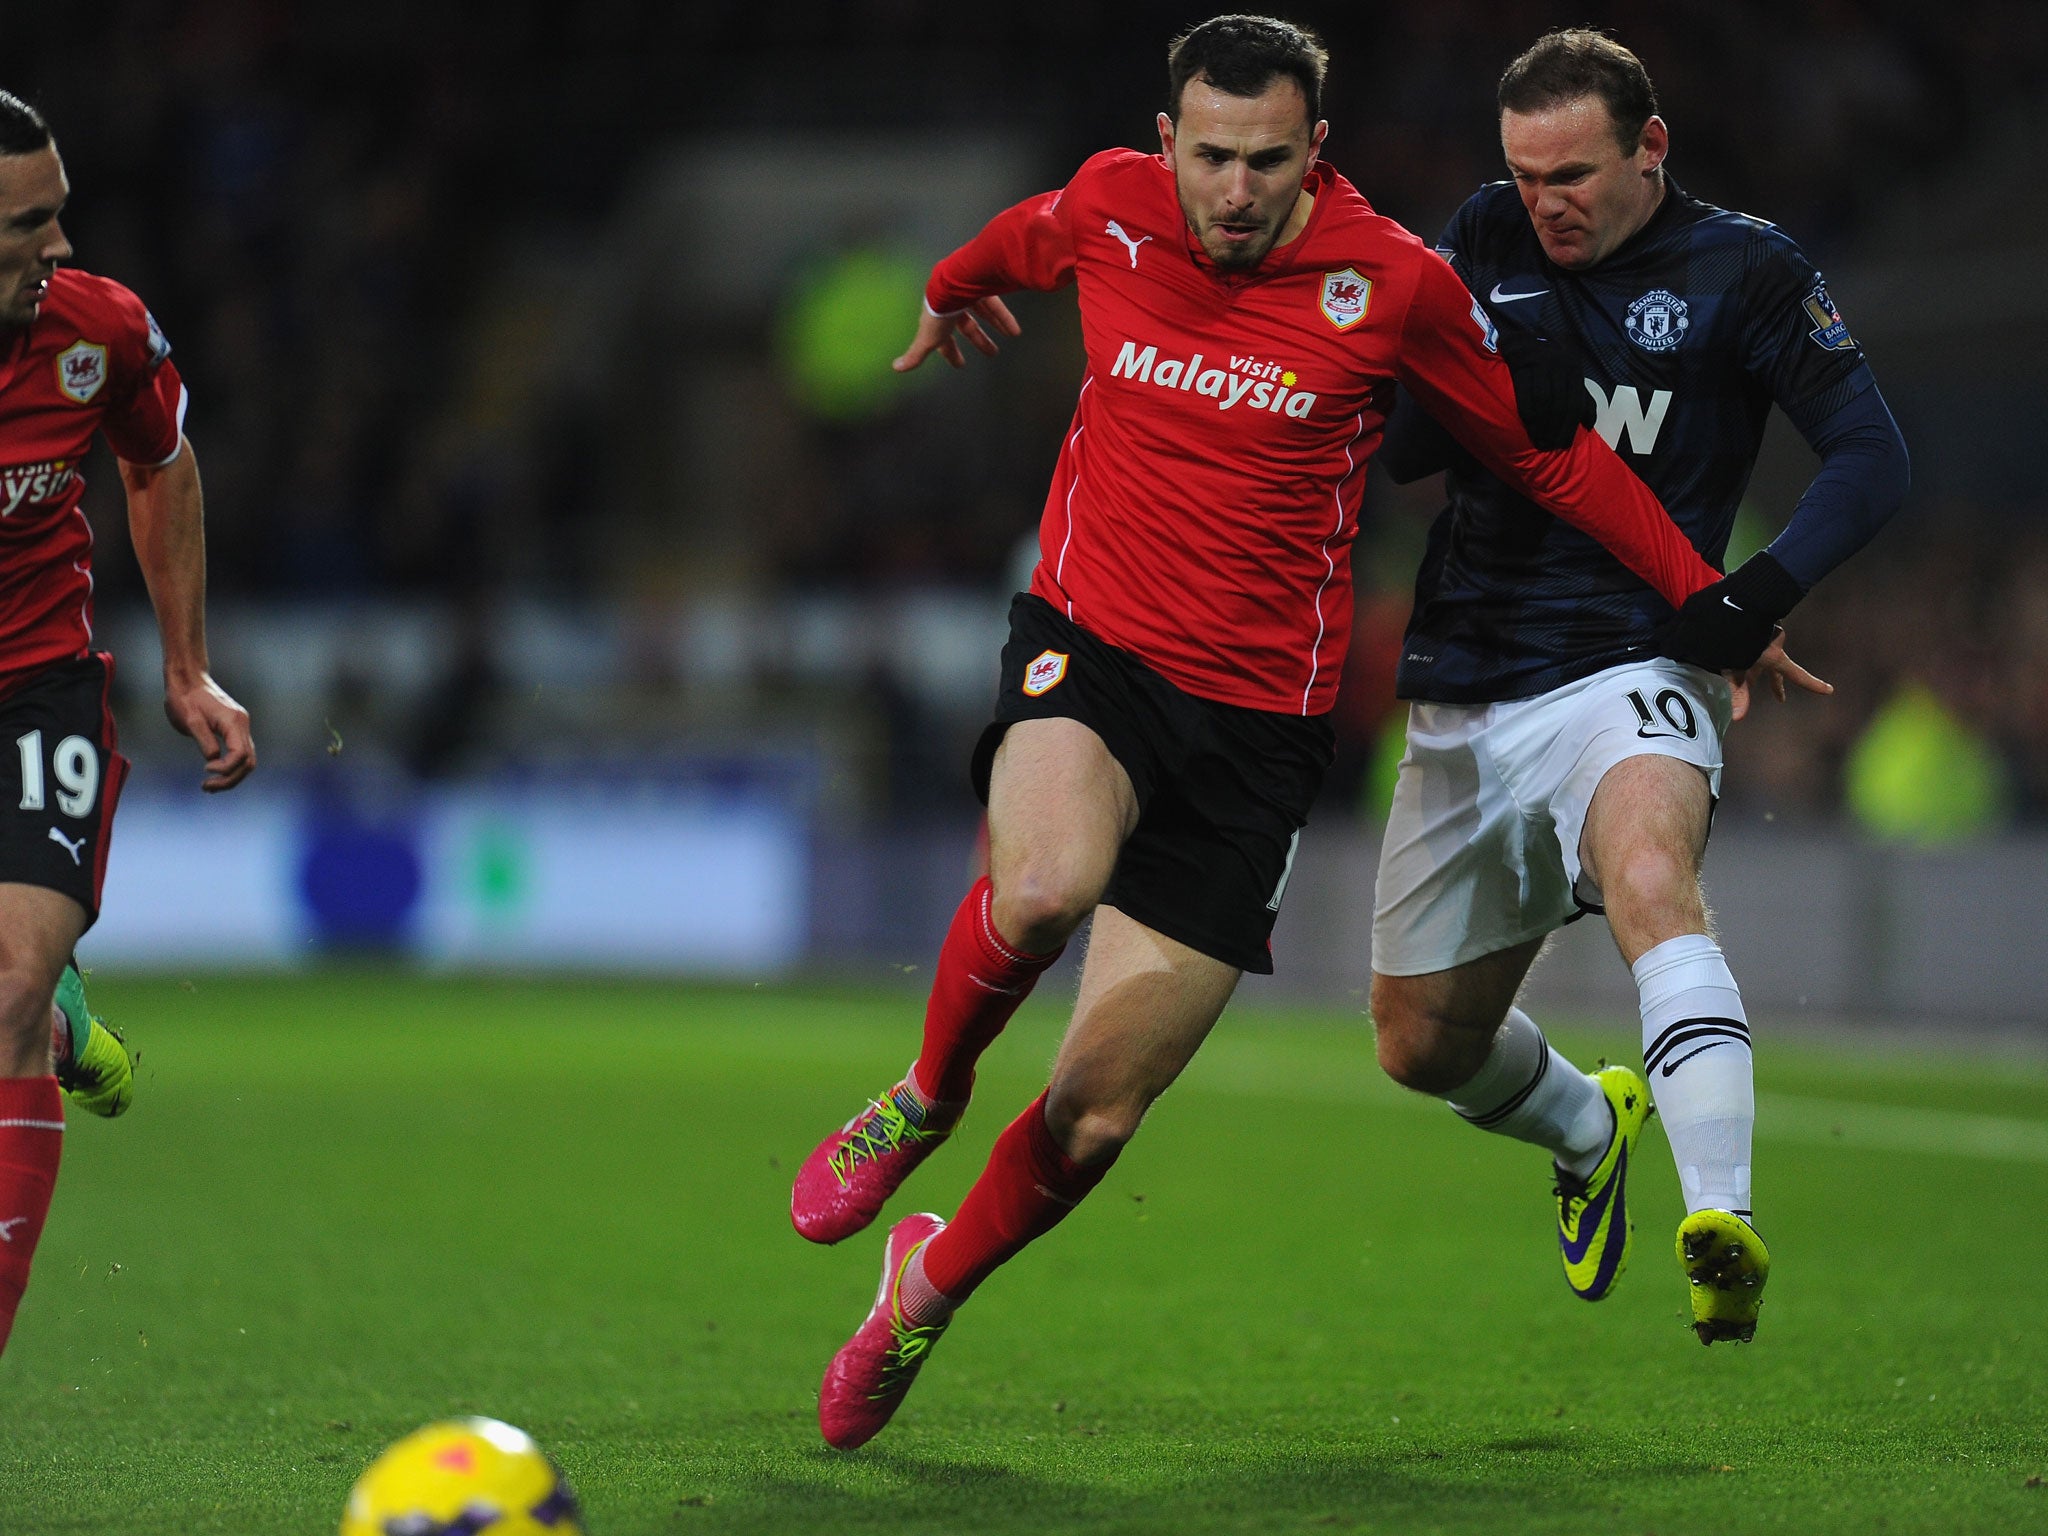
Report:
893,297,1022,373
118,438,255,793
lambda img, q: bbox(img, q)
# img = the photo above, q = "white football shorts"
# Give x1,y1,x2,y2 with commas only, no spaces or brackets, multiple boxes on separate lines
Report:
1370,657,1732,976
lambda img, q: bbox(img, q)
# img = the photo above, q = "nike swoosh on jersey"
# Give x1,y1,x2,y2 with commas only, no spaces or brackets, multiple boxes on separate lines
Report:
1488,283,1548,303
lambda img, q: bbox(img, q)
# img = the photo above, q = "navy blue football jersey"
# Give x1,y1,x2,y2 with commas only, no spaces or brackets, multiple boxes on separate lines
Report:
1395,177,1875,702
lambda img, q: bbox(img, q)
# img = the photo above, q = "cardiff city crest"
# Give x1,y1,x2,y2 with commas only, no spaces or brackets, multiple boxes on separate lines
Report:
1023,650,1069,697
1319,269,1373,331
55,341,107,404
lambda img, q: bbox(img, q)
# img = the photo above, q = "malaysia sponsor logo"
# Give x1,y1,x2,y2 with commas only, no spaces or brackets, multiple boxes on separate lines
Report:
1109,340,1319,419
1319,268,1372,330
1802,281,1855,352
55,340,107,403
1022,650,1069,697
0,459,79,518
1625,289,1690,351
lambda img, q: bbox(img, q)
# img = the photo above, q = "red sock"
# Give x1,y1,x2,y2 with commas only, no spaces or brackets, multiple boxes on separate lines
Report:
919,1091,1115,1303
914,878,1062,1104
0,1076,65,1357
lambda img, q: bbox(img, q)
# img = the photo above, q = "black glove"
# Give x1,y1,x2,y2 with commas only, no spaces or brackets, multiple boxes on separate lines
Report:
1655,550,1807,672
1498,330,1595,450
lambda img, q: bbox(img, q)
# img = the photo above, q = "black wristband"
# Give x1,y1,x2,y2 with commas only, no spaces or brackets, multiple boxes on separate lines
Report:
1715,550,1805,625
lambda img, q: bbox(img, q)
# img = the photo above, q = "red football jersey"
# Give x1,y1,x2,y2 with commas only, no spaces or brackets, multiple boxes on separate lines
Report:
0,268,187,696
928,149,1717,715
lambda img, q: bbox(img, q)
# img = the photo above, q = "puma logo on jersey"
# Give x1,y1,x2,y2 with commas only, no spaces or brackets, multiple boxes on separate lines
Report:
1111,340,1319,418
48,827,85,865
1105,220,1152,268
0,1216,27,1243
1584,380,1673,456
0,460,79,518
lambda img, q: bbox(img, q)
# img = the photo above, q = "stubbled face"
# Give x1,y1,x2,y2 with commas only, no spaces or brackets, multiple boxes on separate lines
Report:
1501,96,1666,270
0,145,72,329
1158,75,1326,270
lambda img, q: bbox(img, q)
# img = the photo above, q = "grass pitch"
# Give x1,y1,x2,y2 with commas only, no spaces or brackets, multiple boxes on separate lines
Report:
3,971,2045,1534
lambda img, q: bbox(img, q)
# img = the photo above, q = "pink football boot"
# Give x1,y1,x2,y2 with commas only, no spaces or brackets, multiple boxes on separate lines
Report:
792,1077,957,1244
819,1213,951,1450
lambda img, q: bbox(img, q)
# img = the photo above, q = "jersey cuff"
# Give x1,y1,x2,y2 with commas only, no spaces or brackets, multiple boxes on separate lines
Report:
922,297,967,319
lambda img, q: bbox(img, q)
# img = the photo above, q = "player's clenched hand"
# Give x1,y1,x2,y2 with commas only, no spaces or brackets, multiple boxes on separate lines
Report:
1726,633,1831,722
893,297,1022,372
164,674,256,791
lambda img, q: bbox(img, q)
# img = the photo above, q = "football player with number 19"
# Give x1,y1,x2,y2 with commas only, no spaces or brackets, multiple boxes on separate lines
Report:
787,16,1815,1450
0,93,254,1360
1368,31,1909,1344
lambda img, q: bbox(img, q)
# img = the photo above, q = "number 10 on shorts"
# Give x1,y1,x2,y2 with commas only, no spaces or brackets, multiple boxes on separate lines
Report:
16,729,101,818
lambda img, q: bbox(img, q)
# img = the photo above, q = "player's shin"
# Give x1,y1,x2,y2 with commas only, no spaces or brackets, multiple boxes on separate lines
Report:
0,1076,64,1355
908,1091,1114,1320
914,877,1064,1106
1447,1007,1612,1176
1635,935,1754,1216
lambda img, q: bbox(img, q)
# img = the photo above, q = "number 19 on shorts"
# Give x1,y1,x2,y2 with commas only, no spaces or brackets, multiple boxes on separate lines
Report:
17,730,101,818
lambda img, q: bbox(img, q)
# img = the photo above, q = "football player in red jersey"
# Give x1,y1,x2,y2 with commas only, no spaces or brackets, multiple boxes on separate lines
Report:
791,17,1811,1448
0,92,254,1360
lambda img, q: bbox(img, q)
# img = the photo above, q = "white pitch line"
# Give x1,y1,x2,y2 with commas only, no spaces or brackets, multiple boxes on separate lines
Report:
1173,1041,2048,1165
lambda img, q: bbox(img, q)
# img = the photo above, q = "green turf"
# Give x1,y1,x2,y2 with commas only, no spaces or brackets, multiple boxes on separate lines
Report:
3,972,2045,1534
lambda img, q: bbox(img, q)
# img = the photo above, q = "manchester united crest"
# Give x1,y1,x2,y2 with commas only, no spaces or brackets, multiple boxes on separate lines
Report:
1319,269,1372,331
1625,290,1690,352
55,341,108,404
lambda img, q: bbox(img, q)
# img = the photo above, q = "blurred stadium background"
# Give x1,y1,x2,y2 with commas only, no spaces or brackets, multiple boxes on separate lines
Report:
12,0,2048,1024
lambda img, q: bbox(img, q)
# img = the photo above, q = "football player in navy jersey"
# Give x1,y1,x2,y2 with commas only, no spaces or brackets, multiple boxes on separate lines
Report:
1366,30,1908,1343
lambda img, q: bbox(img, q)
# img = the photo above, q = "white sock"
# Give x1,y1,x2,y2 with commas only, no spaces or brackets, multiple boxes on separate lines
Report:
1447,1007,1612,1178
1635,934,1754,1216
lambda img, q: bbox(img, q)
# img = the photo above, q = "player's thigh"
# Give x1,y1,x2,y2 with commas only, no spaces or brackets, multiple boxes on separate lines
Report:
1539,659,1728,913
1371,935,1545,1039
1578,753,1714,959
1047,904,1240,1135
986,716,1138,907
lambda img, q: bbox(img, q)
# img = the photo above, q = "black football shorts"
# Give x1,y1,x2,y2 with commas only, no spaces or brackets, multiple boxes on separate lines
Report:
0,653,129,926
970,594,1332,974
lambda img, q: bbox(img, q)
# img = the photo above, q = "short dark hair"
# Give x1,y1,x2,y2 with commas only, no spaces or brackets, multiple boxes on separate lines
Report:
1498,30,1660,154
1167,14,1329,125
0,91,52,156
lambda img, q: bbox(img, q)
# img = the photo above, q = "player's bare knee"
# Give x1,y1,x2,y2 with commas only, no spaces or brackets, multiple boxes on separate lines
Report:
991,869,1095,952
0,964,54,1054
1043,1083,1144,1166
1377,1025,1483,1094
1060,1104,1141,1166
1599,843,1702,929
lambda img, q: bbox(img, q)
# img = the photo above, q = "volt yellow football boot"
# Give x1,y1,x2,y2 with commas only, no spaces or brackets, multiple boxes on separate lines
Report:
1554,1065,1653,1300
1677,1208,1770,1344
53,963,134,1118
